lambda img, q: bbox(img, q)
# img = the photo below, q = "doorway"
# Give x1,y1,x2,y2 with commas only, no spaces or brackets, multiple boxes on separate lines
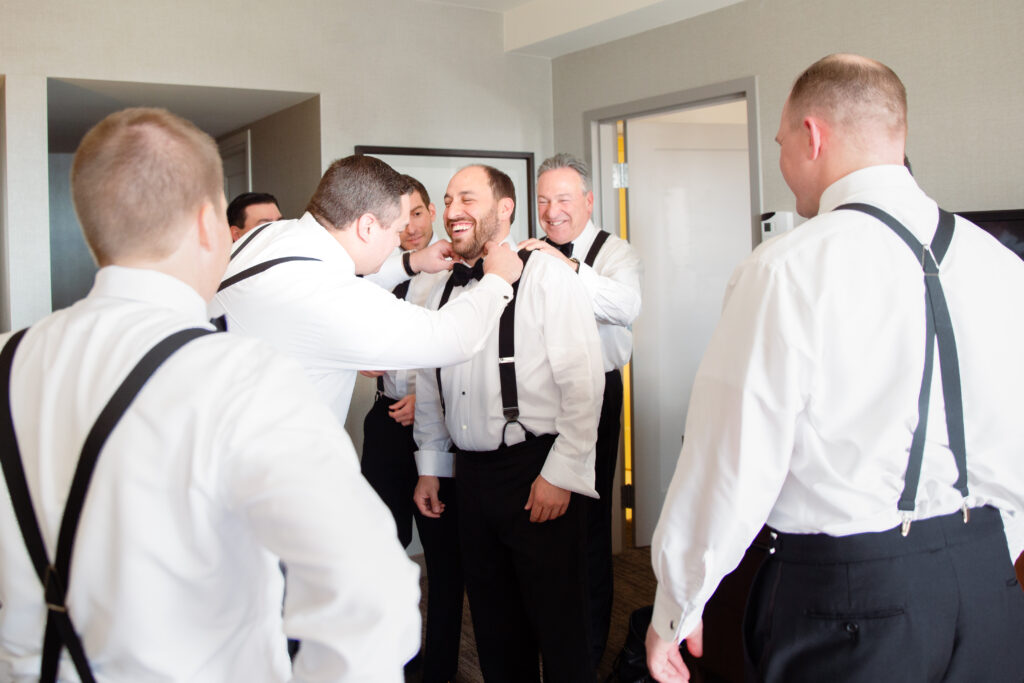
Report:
585,78,762,548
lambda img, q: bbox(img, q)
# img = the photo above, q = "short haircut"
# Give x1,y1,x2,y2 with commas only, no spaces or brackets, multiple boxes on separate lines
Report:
71,107,223,265
475,165,516,225
538,153,592,193
306,155,410,230
402,174,431,207
227,192,280,228
787,54,907,139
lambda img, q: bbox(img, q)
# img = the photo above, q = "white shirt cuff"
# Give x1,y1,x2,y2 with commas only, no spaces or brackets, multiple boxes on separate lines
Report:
652,584,699,644
415,449,454,478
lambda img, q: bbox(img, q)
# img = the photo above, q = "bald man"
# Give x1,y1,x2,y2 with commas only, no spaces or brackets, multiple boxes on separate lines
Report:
646,54,1024,682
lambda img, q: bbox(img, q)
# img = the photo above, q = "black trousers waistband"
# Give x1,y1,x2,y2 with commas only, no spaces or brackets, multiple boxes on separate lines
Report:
770,506,1003,563
454,433,557,463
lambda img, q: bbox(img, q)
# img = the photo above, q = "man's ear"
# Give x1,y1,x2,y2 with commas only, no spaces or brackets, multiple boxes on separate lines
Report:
584,191,594,214
428,203,437,222
229,225,243,242
355,212,376,243
804,115,826,162
197,201,224,251
498,197,514,223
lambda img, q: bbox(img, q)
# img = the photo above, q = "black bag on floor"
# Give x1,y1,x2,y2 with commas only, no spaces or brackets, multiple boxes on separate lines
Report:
606,605,655,683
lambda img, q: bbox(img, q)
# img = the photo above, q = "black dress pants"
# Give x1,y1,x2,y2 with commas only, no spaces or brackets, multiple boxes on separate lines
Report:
361,395,418,546
456,435,594,683
744,506,1024,682
362,395,464,682
584,368,622,667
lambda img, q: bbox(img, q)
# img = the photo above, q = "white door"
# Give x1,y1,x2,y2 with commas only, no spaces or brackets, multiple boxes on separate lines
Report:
625,101,754,546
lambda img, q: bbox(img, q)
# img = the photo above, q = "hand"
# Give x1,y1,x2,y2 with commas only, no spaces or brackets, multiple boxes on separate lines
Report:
646,620,703,683
481,241,523,284
388,394,415,426
410,240,455,274
414,476,445,518
524,475,570,523
517,237,577,271
359,370,386,378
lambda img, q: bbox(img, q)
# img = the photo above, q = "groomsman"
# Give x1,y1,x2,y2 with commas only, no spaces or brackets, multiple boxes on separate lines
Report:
521,152,643,667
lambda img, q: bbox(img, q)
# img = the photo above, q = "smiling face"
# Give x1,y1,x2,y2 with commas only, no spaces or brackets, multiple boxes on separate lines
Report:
537,167,593,245
399,189,435,251
443,166,509,263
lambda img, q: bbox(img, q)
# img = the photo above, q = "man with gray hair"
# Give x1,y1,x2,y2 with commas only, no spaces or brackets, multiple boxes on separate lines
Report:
646,54,1024,682
520,152,642,668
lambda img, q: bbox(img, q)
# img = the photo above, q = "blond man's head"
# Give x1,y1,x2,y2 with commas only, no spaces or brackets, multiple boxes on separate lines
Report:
71,107,224,266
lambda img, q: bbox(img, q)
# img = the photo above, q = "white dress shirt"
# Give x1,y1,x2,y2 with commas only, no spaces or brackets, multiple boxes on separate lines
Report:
0,266,421,682
650,165,1024,643
413,245,605,497
378,271,448,400
209,213,513,424
563,220,643,371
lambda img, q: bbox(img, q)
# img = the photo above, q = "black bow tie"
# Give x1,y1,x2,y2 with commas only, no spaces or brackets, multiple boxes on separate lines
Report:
549,240,573,258
451,260,485,287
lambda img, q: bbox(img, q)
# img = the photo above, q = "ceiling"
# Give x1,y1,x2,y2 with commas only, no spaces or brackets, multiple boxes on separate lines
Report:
47,79,315,153
420,0,742,57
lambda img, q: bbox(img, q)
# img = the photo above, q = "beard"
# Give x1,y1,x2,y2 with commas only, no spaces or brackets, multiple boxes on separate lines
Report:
451,206,500,262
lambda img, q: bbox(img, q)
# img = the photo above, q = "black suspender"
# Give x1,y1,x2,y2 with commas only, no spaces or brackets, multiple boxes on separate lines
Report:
377,280,413,395
220,220,321,294
836,203,966,535
229,222,273,261
435,249,533,444
217,256,320,293
544,228,610,268
583,229,610,267
0,326,219,682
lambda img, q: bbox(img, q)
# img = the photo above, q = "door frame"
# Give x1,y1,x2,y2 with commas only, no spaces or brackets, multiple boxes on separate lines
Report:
581,77,763,547
583,76,763,249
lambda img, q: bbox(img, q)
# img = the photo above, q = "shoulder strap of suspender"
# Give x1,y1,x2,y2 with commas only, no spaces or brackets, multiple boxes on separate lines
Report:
0,326,219,682
229,222,273,261
835,203,964,533
583,229,611,268
217,256,320,293
434,249,533,433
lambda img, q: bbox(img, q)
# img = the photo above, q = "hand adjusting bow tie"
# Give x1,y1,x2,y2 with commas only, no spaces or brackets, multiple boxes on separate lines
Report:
451,259,485,287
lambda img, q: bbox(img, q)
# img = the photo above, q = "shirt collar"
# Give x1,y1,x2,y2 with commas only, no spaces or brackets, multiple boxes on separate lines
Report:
296,211,356,274
89,266,209,322
818,165,920,214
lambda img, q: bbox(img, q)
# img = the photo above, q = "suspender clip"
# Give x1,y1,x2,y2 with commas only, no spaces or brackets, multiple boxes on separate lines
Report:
43,565,67,613
498,356,514,364
962,500,970,524
900,512,912,537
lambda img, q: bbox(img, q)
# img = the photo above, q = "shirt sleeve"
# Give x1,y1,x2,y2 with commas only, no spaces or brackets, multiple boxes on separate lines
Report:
413,365,455,478
218,351,421,682
533,259,605,497
649,256,810,643
320,273,513,372
362,249,409,291
576,237,642,327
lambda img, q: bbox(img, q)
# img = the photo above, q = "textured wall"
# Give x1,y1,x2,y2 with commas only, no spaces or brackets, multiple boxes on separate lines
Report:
553,0,1024,214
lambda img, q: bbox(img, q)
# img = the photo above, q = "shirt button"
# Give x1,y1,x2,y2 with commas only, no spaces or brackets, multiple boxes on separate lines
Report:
462,425,467,430
845,622,859,634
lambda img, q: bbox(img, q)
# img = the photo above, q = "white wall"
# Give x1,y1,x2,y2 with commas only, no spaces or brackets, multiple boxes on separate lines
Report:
0,0,554,329
553,0,1024,216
